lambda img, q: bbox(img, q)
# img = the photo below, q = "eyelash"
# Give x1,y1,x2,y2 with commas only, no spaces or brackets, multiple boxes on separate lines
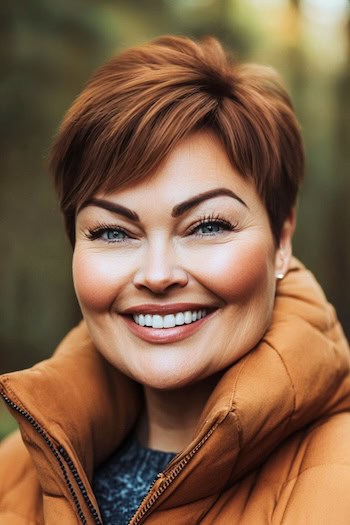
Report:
85,214,237,243
188,214,237,237
85,223,131,242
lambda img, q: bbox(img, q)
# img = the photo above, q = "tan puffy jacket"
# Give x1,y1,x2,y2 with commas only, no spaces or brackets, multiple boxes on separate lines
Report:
1,258,350,524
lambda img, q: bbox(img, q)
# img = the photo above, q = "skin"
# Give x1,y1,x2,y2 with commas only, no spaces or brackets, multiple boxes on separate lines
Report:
73,130,294,452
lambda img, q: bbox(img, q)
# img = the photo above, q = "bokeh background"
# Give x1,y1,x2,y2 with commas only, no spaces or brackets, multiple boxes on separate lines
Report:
1,0,349,438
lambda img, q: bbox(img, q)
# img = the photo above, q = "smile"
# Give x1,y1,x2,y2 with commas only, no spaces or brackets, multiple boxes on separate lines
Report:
121,305,218,344
132,309,207,329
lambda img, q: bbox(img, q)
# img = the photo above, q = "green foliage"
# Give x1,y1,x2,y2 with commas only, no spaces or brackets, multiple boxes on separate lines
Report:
0,404,17,441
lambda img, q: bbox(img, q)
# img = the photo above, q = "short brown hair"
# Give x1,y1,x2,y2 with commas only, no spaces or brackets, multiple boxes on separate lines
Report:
50,35,304,245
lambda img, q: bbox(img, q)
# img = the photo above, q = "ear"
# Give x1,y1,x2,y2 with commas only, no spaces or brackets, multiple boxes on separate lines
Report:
275,208,296,280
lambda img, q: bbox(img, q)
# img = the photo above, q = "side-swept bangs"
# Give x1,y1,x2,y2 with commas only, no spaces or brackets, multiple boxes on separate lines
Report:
49,35,304,245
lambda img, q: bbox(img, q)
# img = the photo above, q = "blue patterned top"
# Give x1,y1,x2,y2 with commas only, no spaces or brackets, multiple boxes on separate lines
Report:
92,435,176,524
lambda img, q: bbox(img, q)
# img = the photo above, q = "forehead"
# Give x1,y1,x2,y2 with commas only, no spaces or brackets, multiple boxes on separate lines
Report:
96,131,259,210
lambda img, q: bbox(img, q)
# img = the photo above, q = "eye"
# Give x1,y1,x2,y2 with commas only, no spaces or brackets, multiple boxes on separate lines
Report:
190,216,236,237
102,229,128,241
196,221,224,235
86,225,131,243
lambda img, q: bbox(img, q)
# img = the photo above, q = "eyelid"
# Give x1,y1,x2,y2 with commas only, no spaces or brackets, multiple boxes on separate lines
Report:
82,212,145,232
188,214,237,234
85,223,133,241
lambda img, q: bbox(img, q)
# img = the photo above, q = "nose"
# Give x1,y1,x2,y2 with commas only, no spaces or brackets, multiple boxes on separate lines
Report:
133,238,188,294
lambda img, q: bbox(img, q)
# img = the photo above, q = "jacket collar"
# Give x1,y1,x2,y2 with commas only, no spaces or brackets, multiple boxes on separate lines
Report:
1,258,349,504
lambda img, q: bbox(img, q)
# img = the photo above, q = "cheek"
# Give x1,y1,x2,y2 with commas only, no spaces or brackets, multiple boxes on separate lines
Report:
189,240,275,303
72,248,127,313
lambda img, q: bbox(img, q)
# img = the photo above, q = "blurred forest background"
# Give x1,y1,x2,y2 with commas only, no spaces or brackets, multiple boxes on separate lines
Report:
1,0,349,438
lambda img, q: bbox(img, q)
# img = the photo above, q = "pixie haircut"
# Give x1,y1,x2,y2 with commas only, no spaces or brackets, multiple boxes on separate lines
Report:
50,35,304,245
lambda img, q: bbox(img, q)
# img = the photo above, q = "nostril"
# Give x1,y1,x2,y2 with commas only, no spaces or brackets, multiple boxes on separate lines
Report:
133,277,188,294
133,260,189,293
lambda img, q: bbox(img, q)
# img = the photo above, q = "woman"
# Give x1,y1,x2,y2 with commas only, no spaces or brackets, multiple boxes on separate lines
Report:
0,35,349,525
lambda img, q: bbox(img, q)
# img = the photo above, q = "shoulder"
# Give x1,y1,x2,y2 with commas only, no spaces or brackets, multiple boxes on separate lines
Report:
266,412,350,524
0,430,43,524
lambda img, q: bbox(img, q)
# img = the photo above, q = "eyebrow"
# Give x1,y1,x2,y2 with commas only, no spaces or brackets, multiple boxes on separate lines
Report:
80,198,140,222
171,188,247,217
81,188,247,222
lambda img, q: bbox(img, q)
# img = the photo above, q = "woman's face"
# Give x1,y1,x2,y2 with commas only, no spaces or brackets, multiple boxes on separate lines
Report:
73,131,291,390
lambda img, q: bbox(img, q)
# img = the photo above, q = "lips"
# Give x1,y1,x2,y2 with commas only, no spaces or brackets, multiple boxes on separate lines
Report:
123,303,216,316
120,305,219,344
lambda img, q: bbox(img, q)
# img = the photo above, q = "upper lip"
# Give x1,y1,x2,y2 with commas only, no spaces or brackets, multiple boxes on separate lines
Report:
122,303,218,315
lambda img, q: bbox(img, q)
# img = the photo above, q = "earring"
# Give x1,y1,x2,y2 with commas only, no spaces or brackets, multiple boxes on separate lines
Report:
276,248,286,280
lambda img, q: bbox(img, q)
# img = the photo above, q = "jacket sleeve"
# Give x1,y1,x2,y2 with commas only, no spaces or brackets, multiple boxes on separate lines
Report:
272,412,350,525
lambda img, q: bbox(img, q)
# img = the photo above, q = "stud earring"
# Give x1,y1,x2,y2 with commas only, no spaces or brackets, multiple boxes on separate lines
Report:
276,248,286,280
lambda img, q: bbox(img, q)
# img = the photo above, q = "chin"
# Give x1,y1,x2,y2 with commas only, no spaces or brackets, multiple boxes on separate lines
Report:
131,358,207,391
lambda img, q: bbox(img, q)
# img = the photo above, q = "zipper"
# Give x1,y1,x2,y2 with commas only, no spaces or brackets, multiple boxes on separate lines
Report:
0,390,102,525
58,443,102,525
129,422,219,525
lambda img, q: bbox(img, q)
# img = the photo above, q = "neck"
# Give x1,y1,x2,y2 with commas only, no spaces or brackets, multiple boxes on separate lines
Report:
137,373,222,453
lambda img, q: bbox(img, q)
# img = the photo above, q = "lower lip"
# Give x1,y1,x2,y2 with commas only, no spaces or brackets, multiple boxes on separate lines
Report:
121,310,218,344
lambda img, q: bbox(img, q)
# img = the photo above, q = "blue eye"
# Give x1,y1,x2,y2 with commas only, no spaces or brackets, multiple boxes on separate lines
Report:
86,225,130,243
196,222,222,235
192,219,235,237
101,229,127,241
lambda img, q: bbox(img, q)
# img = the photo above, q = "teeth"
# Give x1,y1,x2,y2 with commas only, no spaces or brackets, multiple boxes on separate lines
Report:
175,312,185,325
184,311,192,324
152,315,163,329
132,309,207,329
163,314,176,328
